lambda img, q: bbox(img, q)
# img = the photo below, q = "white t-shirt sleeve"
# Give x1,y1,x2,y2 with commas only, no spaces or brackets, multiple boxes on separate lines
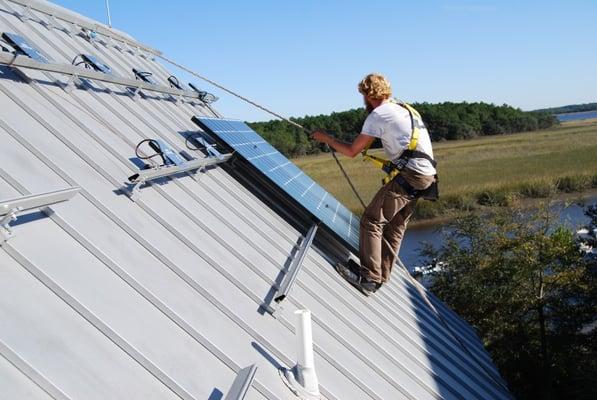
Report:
361,112,383,138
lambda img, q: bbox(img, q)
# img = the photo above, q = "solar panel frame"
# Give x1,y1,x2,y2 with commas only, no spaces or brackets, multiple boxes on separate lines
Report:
193,117,360,251
2,32,49,64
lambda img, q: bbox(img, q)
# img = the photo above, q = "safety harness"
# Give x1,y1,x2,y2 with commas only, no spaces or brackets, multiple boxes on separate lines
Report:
361,100,439,200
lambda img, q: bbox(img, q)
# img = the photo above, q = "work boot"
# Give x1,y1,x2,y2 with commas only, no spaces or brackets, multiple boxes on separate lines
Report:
335,262,382,296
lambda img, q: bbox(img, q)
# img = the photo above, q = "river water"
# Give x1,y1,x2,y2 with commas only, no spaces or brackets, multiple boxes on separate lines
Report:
556,110,597,122
399,198,596,271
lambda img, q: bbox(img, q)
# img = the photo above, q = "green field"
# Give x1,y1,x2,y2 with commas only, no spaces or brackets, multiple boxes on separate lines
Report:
292,119,597,219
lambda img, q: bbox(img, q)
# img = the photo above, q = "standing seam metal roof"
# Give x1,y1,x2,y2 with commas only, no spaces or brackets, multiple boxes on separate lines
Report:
0,1,511,399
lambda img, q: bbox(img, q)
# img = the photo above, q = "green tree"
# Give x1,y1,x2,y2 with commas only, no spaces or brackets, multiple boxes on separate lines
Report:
248,102,558,158
422,205,597,399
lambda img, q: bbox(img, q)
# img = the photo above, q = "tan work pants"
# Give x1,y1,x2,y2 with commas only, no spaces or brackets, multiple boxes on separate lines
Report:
359,168,435,283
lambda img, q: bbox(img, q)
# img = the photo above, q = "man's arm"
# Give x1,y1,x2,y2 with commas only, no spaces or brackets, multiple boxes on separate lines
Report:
311,131,375,158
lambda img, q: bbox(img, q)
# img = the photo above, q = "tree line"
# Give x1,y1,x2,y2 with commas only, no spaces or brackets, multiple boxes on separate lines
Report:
248,102,558,157
534,102,597,114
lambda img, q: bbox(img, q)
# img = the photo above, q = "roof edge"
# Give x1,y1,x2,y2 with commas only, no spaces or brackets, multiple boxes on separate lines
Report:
7,0,161,56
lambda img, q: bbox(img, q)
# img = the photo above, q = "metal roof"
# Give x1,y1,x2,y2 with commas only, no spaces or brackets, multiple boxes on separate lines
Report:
0,1,512,399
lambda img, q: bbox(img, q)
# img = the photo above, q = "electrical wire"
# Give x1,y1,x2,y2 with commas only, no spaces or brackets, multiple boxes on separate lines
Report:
134,138,164,165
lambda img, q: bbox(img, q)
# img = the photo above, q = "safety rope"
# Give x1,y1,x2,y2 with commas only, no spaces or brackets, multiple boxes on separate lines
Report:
157,54,511,395
157,54,367,209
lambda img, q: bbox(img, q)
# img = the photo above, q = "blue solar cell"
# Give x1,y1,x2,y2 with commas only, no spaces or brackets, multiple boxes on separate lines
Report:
193,116,360,251
2,32,49,64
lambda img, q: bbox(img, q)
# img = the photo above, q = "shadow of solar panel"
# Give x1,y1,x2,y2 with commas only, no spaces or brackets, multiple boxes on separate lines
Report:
193,117,360,251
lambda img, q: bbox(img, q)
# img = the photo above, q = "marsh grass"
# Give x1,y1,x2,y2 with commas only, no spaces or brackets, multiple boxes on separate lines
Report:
292,119,597,219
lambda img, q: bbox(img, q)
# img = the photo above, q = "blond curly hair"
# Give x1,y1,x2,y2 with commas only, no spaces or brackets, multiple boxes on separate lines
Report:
358,73,392,100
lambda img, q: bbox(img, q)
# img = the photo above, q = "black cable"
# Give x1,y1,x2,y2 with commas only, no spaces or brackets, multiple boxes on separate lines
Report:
330,149,367,209
309,130,367,210
71,54,91,70
184,133,202,151
134,138,165,165
71,54,83,65
167,75,181,89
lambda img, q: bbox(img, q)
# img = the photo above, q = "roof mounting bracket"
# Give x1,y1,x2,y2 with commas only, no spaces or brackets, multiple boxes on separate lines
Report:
267,223,318,315
15,4,34,22
62,73,81,93
65,22,77,37
125,153,232,201
188,83,219,104
44,14,58,30
185,131,225,160
0,208,19,244
79,28,99,45
0,187,80,245
128,85,142,100
196,136,225,160
223,364,258,400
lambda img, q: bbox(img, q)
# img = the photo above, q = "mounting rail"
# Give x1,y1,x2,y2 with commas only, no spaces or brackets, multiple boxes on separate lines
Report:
125,154,232,201
0,52,202,100
0,187,80,244
267,223,319,315
223,364,258,400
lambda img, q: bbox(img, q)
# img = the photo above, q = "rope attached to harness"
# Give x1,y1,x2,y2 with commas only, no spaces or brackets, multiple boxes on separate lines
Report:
156,53,367,208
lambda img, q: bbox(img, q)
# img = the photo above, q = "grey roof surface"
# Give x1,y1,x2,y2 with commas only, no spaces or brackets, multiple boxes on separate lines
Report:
0,1,511,399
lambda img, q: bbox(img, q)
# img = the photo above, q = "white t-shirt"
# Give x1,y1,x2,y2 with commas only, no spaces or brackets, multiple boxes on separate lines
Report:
362,101,436,176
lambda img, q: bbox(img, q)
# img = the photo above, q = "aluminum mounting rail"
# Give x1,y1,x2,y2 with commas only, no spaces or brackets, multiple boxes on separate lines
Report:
0,52,202,100
223,364,258,400
125,154,232,201
6,0,160,55
268,223,319,315
0,186,80,244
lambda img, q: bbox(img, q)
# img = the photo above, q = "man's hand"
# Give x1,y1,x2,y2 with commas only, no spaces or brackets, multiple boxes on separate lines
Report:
311,130,374,158
311,130,333,145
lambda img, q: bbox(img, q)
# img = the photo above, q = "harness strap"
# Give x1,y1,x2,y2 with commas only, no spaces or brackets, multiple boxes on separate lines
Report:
400,102,421,151
401,149,438,168
361,101,435,185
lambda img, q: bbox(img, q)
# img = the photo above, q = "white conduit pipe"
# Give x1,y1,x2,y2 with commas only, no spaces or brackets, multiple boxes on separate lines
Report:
280,309,320,399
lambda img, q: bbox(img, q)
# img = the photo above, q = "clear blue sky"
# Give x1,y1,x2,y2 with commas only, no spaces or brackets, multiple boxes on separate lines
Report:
52,0,596,121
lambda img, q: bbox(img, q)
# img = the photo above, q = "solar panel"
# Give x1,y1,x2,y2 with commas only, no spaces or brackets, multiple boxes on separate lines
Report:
193,117,360,251
1,32,49,63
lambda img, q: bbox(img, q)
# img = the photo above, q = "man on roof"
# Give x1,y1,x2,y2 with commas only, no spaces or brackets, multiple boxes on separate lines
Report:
311,73,437,296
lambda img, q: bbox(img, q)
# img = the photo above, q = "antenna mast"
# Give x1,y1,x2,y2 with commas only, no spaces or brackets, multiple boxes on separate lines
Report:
105,0,112,27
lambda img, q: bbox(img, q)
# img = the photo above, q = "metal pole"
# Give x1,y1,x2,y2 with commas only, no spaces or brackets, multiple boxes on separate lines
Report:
105,0,112,27
294,309,320,399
